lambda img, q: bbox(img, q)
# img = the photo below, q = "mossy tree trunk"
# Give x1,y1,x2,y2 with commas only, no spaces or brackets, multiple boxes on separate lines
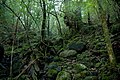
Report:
41,0,46,40
97,0,116,66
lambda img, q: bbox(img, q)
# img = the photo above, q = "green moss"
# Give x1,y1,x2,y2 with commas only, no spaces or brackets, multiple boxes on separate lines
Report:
56,71,71,80
73,63,87,73
47,69,58,78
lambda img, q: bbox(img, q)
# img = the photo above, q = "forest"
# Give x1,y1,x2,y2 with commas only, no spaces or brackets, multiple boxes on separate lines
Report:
0,0,120,80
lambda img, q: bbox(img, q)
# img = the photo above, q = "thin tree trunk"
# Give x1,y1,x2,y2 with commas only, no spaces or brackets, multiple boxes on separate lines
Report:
41,0,46,40
53,0,62,36
97,0,116,66
47,13,50,38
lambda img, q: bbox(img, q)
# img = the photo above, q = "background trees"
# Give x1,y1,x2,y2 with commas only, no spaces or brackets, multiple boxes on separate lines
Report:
0,0,120,79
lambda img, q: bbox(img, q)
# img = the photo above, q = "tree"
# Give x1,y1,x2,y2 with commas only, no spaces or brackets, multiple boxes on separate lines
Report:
41,0,47,40
97,0,116,66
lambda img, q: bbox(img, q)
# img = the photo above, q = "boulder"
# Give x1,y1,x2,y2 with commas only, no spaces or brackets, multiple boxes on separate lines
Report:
59,50,77,58
48,62,62,71
73,71,89,79
47,69,58,78
68,42,86,53
73,63,87,73
84,76,97,80
56,71,71,80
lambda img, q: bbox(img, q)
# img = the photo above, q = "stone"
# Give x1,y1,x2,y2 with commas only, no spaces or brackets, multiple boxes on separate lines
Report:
73,63,87,73
48,62,61,71
47,69,58,78
84,76,97,80
59,50,77,58
56,71,71,80
68,42,86,53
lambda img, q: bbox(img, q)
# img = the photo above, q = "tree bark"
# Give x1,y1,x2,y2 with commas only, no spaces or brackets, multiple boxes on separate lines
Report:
97,0,116,66
47,13,50,38
41,0,46,40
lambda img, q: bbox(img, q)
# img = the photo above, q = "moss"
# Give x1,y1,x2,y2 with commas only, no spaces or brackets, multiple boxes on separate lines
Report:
56,71,71,80
47,69,58,78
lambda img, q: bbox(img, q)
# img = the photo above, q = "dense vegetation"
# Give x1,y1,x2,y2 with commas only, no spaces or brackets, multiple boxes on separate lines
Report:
0,0,120,80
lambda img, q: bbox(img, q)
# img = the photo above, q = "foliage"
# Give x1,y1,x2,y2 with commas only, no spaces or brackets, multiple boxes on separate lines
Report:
0,0,120,80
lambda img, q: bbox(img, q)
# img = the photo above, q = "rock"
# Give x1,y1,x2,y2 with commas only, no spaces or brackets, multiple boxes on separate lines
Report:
84,76,97,80
80,71,89,76
48,62,62,71
76,51,89,60
47,69,58,78
73,63,87,73
73,71,89,79
53,56,63,62
59,50,77,58
68,42,86,53
48,62,58,69
73,73,83,80
56,71,71,80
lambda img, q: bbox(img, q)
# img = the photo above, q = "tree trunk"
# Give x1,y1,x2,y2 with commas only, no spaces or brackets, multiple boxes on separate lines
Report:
97,0,116,66
41,0,46,40
47,13,50,38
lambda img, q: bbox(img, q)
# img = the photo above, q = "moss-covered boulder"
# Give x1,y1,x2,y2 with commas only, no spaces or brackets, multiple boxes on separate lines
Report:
56,71,71,80
73,73,83,80
68,42,86,53
48,62,62,71
47,69,58,78
84,76,97,80
46,62,62,79
59,50,77,58
73,71,89,80
76,51,89,60
73,63,87,73
53,56,64,62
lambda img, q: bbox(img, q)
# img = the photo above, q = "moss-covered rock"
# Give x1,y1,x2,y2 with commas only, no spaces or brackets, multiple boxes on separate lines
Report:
68,42,86,53
73,63,87,73
48,62,59,69
48,62,62,72
59,50,77,58
53,56,63,62
73,71,89,80
47,69,58,78
84,76,97,80
76,51,89,60
73,73,83,80
56,71,71,80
